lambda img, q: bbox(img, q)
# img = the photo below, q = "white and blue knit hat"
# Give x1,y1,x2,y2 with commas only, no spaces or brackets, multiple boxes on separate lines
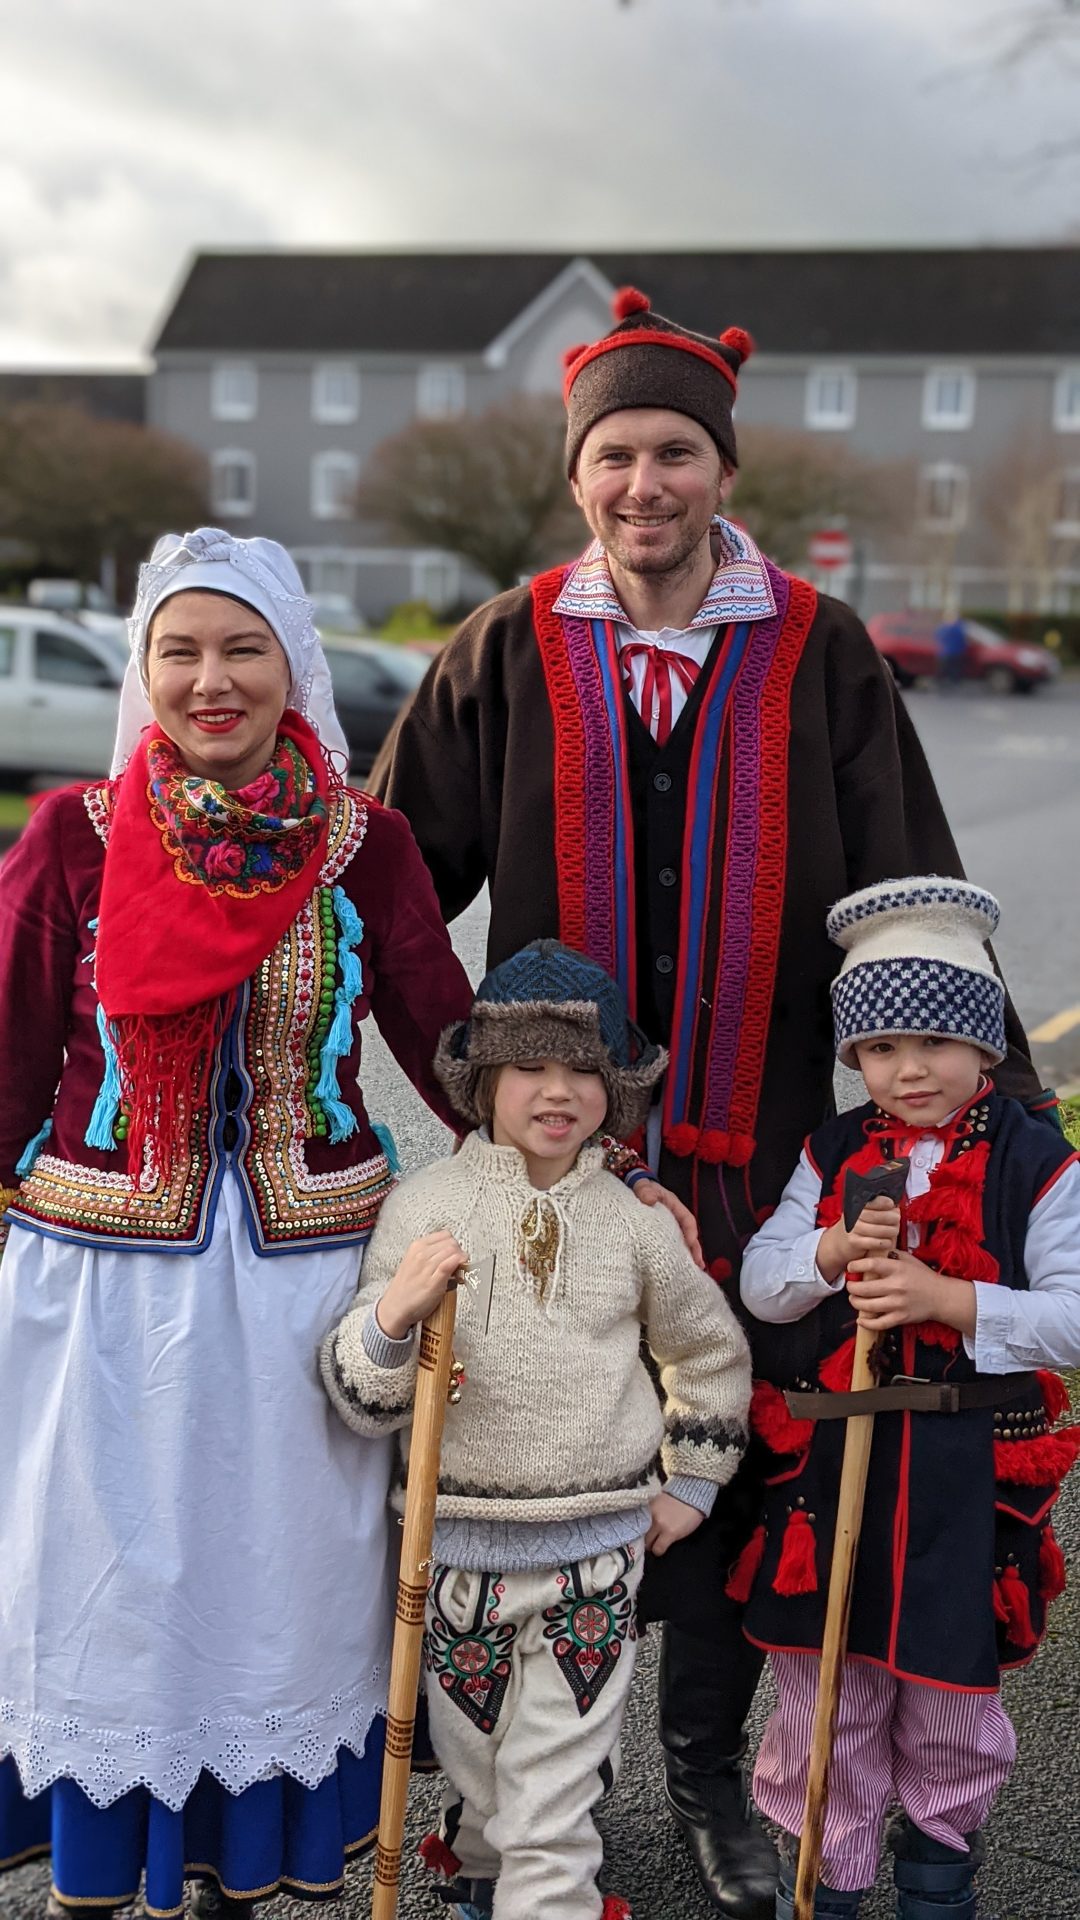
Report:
828,878,1006,1069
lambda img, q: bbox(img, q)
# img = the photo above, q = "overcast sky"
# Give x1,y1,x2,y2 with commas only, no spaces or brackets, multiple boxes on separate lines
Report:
2,0,1078,366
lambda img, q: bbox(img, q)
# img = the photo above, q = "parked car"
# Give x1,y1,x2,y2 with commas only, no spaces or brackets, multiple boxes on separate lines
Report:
0,607,127,781
320,638,431,774
866,614,1059,694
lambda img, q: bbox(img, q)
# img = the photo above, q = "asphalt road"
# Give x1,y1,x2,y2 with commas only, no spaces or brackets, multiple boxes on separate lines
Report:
5,682,1080,1920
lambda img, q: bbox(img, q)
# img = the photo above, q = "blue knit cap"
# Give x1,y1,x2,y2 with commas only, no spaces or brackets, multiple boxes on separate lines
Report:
434,940,667,1137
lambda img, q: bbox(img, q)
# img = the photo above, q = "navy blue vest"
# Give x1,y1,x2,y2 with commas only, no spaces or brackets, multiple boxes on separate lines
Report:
742,1093,1077,1689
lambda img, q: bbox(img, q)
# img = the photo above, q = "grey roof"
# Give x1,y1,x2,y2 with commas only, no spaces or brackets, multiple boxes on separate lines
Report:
0,370,146,422
152,248,1080,358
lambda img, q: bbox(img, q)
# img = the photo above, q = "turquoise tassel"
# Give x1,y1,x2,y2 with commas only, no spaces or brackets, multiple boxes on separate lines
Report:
15,1118,52,1178
84,1004,122,1151
372,1122,401,1175
313,889,366,1146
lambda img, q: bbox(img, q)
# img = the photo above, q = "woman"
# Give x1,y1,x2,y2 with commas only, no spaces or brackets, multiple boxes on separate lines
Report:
0,529,476,1918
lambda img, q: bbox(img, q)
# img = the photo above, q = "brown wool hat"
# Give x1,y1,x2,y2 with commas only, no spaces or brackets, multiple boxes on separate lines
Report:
563,285,754,475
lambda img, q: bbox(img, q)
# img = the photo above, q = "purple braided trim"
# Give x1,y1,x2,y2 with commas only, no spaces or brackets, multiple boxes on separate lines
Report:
702,568,790,1131
559,612,620,979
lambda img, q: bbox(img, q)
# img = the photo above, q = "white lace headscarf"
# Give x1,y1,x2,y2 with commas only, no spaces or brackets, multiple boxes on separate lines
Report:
111,526,349,775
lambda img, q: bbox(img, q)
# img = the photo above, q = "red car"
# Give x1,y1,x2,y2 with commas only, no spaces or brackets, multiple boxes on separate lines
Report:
866,614,1059,694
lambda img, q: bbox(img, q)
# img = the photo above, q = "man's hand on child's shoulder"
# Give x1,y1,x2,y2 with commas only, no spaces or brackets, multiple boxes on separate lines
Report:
816,1195,901,1286
632,1180,705,1269
846,1247,977,1339
646,1489,706,1556
375,1230,467,1342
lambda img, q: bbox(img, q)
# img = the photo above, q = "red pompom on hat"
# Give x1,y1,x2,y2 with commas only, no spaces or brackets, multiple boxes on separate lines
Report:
561,342,589,371
719,325,755,364
611,285,651,320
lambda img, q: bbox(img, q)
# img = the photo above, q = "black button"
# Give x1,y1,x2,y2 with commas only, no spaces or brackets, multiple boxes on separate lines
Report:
659,866,677,888
653,771,672,793
656,953,674,975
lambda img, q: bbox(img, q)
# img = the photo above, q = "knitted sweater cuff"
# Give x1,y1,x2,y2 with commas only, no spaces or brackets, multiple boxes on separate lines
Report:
362,1306,416,1370
663,1474,718,1518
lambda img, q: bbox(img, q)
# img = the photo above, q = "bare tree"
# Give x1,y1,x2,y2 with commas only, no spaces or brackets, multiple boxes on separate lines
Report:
727,428,905,572
979,435,1080,611
0,404,208,594
354,395,585,593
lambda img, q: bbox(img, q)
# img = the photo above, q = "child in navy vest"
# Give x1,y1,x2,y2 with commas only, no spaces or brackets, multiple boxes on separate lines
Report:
736,878,1080,1919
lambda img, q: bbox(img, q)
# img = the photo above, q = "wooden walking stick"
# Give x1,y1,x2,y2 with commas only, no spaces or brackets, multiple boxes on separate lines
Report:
792,1160,908,1920
371,1255,494,1920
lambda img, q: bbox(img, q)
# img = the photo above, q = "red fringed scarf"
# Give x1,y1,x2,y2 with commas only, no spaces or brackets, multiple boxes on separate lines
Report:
96,709,332,1179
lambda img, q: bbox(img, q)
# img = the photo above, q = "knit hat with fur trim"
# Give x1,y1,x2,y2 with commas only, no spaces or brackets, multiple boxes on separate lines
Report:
434,939,667,1139
563,285,754,475
828,877,1006,1069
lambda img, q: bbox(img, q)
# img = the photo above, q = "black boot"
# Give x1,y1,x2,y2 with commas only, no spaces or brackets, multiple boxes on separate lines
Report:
188,1881,255,1920
889,1815,984,1918
775,1857,867,1918
658,1623,778,1919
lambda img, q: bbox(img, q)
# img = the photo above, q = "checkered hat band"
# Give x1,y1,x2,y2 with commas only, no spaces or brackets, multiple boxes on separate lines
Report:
831,958,1006,1060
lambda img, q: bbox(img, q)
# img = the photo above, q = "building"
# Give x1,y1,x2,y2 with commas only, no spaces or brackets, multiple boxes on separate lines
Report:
149,248,1080,621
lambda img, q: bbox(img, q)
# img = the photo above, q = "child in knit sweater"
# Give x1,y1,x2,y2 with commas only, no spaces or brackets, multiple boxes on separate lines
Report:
736,879,1080,1920
323,940,751,1920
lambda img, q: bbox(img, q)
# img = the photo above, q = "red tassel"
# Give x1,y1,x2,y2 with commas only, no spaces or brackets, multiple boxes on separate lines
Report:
923,1225,998,1284
819,1336,856,1394
773,1509,818,1596
561,341,589,370
749,1380,814,1456
708,1256,733,1284
1039,1528,1068,1603
719,324,755,363
664,1122,700,1157
693,1127,755,1168
612,285,650,320
418,1832,462,1878
913,1319,962,1352
996,1565,1038,1649
1038,1370,1072,1425
992,1579,1009,1624
725,1524,767,1603
601,1898,633,1920
994,1425,1080,1486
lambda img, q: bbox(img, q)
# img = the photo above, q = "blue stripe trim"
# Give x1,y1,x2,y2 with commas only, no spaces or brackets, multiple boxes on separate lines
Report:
668,622,750,1119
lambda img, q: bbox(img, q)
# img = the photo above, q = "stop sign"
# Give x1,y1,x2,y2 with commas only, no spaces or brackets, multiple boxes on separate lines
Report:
808,528,853,569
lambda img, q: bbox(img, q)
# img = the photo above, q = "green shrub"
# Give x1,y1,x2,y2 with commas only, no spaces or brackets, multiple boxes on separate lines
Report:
377,600,455,643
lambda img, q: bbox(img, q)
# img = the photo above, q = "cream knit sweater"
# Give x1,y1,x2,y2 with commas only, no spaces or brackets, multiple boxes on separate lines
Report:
322,1131,751,1525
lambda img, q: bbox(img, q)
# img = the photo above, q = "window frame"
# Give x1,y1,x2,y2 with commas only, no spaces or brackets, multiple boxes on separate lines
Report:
1053,366,1080,433
312,360,360,424
210,360,258,422
919,461,969,531
210,448,257,518
310,450,360,521
417,362,466,421
804,364,857,431
1053,466,1080,537
922,366,976,431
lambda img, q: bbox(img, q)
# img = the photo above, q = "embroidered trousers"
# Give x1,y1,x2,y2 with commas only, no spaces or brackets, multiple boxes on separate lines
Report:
753,1652,1017,1891
423,1542,644,1920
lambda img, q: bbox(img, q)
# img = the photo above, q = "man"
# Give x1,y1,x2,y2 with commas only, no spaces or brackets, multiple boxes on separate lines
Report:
372,287,1042,1920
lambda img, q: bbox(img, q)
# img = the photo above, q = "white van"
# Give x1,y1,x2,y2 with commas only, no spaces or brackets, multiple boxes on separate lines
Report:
0,607,125,782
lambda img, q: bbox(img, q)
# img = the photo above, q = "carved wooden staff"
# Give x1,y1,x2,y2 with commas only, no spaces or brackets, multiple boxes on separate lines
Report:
371,1280,462,1920
793,1159,908,1920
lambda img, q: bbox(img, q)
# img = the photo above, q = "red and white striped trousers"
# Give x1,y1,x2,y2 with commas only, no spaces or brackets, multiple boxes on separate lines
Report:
753,1652,1017,1892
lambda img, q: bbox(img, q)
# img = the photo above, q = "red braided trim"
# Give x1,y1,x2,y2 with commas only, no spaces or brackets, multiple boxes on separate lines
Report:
531,567,588,951
728,575,816,1143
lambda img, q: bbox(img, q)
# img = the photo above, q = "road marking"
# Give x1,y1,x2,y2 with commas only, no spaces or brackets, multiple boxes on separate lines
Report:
1030,1006,1080,1045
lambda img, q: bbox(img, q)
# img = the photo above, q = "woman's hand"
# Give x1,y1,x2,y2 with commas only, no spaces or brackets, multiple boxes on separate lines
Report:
633,1181,705,1269
816,1196,902,1285
646,1490,705,1555
375,1231,467,1341
846,1249,977,1337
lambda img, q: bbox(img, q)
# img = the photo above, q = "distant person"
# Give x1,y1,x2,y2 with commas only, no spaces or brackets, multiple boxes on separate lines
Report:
323,940,752,1920
372,286,1051,1917
740,878,1080,1918
936,612,968,689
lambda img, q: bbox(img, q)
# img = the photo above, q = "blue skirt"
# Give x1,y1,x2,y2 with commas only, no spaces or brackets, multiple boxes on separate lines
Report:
0,1722,385,1913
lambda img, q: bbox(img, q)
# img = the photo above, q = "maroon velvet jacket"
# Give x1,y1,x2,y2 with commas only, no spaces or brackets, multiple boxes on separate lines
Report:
0,784,473,1254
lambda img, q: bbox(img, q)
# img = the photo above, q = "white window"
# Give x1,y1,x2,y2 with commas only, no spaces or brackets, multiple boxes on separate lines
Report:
210,450,256,517
1053,366,1080,432
922,367,976,430
417,363,466,421
312,360,360,423
311,451,359,520
1054,469,1080,535
211,360,258,421
805,366,857,430
412,554,461,612
919,462,968,530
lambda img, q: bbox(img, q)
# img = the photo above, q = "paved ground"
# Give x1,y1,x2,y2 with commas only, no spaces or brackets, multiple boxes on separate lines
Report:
6,684,1080,1919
